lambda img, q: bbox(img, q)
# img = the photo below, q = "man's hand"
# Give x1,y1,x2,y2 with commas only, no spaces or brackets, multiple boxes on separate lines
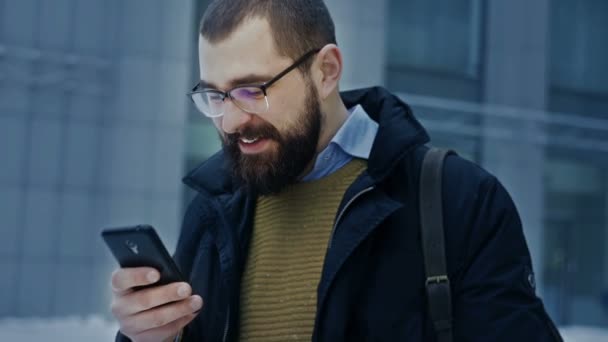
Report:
110,267,202,342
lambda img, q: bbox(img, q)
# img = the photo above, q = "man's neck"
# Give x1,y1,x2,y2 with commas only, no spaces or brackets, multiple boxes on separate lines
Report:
298,95,349,178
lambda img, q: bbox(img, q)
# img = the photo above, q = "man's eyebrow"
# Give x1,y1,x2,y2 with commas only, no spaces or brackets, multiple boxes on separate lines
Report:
197,80,218,90
198,74,275,90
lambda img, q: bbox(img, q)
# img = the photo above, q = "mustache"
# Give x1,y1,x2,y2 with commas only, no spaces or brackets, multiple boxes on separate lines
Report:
225,122,282,145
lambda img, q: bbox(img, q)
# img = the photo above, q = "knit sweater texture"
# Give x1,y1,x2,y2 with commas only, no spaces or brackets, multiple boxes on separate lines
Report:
239,159,367,341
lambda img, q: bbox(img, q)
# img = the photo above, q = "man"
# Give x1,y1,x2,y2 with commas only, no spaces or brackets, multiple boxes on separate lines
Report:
110,1,563,341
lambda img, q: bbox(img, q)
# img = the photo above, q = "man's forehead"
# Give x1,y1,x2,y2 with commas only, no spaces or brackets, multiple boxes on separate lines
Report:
198,18,287,89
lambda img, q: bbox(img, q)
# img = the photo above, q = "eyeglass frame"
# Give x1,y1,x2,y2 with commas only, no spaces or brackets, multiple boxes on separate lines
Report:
187,48,321,117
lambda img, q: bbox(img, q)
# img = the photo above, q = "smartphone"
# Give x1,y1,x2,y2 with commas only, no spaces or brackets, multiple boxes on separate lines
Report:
101,225,184,290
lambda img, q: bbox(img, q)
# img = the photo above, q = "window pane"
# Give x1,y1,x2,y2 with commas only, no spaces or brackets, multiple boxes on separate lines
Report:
550,0,608,94
387,0,482,78
543,157,608,326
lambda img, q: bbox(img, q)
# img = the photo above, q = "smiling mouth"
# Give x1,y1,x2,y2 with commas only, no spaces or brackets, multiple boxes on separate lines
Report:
240,137,260,144
236,136,272,154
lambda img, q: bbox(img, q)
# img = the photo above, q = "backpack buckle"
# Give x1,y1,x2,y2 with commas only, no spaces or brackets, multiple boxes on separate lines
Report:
426,275,449,285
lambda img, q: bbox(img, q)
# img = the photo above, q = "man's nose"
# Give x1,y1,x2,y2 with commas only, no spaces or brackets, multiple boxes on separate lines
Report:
221,101,254,134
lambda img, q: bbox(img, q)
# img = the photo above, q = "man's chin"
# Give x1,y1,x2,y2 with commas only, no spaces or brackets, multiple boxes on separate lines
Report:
240,168,291,196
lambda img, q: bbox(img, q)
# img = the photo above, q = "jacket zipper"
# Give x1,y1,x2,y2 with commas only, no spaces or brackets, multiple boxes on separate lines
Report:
327,186,375,249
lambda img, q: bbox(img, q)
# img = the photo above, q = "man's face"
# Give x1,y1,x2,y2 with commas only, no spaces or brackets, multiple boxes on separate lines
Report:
198,18,322,195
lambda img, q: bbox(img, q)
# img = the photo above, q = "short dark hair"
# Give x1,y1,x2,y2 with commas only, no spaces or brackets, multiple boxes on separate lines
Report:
199,0,337,72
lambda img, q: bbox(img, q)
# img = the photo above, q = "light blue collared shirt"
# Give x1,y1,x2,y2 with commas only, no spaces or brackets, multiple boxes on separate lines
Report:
301,104,378,182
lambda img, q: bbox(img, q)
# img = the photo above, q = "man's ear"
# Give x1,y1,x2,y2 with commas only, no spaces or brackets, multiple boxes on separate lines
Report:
314,44,343,100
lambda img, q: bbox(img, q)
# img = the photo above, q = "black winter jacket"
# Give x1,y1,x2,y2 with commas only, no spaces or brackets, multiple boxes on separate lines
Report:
117,87,562,341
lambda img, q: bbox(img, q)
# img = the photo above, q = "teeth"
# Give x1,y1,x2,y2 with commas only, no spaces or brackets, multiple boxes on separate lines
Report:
240,137,259,144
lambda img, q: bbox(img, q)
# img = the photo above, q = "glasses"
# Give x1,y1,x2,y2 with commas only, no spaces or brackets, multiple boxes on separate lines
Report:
187,48,320,118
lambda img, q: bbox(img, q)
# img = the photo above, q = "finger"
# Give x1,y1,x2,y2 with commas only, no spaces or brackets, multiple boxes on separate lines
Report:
113,282,193,317
129,312,198,342
120,295,203,336
111,267,160,293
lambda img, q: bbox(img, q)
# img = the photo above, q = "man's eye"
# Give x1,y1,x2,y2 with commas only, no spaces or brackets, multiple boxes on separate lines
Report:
207,93,223,102
235,88,264,99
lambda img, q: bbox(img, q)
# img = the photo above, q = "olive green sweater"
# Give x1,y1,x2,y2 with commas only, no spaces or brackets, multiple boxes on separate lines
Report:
239,159,367,341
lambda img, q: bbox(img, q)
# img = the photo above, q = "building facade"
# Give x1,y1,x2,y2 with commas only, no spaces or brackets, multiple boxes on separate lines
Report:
0,0,193,317
0,0,606,329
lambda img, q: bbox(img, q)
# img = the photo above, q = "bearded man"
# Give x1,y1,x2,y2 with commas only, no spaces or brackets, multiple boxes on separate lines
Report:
109,1,562,341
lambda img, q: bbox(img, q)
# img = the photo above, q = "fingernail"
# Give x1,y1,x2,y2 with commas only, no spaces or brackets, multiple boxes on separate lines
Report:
178,284,190,298
190,296,203,311
147,271,160,283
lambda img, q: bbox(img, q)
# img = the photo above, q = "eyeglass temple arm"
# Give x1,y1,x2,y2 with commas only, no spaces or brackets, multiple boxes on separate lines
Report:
190,83,201,92
261,48,321,92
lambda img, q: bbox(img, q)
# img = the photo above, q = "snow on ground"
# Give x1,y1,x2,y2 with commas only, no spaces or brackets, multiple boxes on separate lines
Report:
0,317,606,341
560,326,608,342
0,316,118,342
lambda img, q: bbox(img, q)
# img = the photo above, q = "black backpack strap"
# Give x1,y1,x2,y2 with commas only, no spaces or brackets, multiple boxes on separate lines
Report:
419,147,454,342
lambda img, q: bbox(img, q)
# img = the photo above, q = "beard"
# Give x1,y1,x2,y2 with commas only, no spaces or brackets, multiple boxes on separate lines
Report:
222,83,322,196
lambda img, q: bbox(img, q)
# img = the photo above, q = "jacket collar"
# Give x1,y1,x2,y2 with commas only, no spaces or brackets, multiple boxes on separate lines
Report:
182,86,429,194
340,86,429,181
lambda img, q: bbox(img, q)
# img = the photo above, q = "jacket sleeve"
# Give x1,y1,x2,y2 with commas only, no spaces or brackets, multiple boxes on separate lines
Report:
114,331,182,342
449,172,563,341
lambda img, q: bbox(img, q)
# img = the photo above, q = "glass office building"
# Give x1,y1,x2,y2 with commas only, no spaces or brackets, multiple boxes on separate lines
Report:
1,0,606,329
0,0,194,317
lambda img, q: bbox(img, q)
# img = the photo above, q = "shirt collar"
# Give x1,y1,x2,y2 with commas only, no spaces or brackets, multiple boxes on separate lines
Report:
330,104,378,160
300,104,379,182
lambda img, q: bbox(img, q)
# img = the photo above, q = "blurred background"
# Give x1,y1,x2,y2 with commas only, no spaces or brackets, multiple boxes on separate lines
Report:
0,0,607,340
